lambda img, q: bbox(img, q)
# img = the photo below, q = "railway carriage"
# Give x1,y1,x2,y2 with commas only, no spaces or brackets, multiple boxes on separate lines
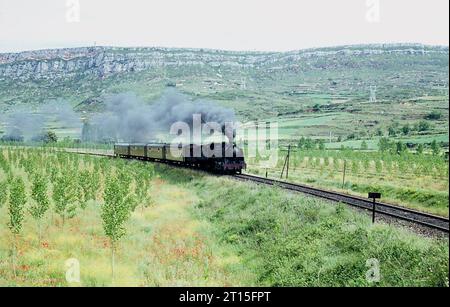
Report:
146,144,165,160
164,144,185,162
114,144,130,157
114,142,246,174
129,144,147,158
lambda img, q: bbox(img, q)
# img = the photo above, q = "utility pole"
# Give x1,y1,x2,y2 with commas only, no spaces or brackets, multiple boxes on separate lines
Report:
280,151,287,179
286,144,291,179
342,160,347,188
280,144,291,179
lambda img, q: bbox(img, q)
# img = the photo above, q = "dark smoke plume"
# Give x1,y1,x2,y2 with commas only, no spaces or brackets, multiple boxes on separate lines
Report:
83,89,236,143
0,89,236,144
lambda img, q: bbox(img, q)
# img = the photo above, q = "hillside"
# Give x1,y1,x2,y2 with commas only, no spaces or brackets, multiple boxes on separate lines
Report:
0,44,448,142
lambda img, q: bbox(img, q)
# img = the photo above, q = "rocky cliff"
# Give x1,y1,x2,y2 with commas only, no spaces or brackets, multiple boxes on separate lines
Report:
1,44,447,81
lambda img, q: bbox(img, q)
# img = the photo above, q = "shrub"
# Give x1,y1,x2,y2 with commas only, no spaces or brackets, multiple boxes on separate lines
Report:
416,121,431,132
425,111,442,120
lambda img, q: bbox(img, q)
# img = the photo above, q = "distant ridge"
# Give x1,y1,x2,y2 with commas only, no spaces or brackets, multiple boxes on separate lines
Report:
1,43,448,81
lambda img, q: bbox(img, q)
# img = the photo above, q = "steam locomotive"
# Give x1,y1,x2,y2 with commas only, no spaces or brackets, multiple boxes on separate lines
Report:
114,142,246,174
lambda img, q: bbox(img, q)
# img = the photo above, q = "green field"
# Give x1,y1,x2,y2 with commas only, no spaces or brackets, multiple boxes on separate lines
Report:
246,148,449,216
0,147,448,286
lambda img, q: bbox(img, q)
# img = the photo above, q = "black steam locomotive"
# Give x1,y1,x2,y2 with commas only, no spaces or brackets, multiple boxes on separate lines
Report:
114,142,246,174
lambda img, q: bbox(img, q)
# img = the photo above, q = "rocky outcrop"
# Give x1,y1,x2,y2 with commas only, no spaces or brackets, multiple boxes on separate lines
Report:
0,44,447,81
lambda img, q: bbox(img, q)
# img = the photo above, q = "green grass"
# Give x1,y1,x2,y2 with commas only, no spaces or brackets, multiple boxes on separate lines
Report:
189,176,449,287
0,147,448,287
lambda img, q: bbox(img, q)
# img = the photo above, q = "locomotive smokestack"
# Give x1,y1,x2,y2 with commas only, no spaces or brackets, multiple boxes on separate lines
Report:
222,124,236,145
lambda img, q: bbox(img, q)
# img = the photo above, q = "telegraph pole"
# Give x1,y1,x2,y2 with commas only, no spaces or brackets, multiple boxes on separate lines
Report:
280,144,291,179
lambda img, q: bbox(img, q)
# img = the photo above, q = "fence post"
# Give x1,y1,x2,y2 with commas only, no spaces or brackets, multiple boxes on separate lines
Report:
372,198,376,223
368,192,381,224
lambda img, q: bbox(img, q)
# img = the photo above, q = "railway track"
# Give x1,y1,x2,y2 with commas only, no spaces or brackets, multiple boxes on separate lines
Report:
61,149,449,233
234,173,449,233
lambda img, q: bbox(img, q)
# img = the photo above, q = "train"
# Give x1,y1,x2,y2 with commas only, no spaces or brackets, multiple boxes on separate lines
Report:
114,142,246,174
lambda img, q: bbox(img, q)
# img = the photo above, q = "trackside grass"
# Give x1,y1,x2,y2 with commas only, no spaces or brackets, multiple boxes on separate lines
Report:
0,147,448,286
187,176,449,287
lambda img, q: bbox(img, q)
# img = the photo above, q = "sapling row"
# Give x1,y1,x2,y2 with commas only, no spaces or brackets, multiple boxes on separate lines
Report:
0,147,155,283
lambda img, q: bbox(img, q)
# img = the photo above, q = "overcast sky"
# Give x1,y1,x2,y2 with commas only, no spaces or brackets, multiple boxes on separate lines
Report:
0,0,448,53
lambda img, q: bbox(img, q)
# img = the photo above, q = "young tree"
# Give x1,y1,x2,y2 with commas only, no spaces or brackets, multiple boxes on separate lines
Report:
361,141,368,150
375,160,383,174
417,121,431,132
30,173,50,244
317,140,326,151
388,127,397,137
53,172,78,227
0,181,7,209
351,160,360,175
431,140,440,156
376,128,384,137
304,137,315,150
416,144,424,155
78,170,92,209
48,168,58,185
396,141,406,155
45,131,58,143
102,176,132,282
378,137,392,152
298,137,306,149
133,175,155,213
8,177,26,277
402,124,411,135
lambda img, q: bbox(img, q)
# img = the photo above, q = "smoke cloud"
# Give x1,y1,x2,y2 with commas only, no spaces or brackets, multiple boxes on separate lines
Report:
83,88,236,143
0,100,81,142
0,89,237,144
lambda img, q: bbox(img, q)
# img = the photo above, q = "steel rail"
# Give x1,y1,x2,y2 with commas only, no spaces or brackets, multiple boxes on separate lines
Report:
234,173,449,233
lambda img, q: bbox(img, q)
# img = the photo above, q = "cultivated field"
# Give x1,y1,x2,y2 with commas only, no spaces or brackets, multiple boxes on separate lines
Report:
0,147,448,286
247,148,449,216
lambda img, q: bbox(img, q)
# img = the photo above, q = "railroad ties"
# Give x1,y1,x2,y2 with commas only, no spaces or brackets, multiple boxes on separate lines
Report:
234,173,449,233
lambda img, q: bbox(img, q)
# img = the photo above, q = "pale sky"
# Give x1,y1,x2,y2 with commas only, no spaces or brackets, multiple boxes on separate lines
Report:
0,0,448,53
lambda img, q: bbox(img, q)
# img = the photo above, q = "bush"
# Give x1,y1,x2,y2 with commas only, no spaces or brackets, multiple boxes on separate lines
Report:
31,131,58,143
416,121,431,132
425,111,442,120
